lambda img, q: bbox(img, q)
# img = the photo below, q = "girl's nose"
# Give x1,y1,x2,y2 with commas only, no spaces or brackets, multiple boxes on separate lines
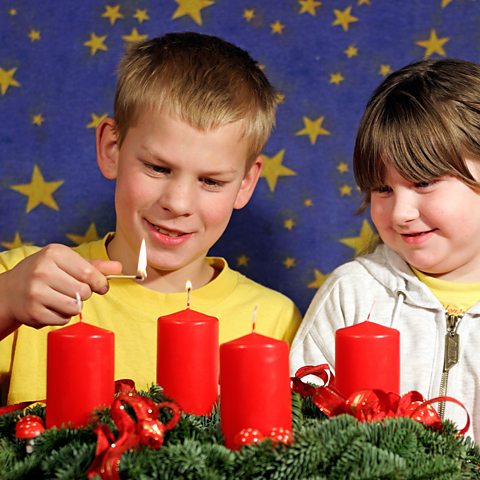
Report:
390,192,420,225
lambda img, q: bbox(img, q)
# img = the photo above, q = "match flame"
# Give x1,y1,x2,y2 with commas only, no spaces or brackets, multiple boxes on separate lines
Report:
136,238,147,280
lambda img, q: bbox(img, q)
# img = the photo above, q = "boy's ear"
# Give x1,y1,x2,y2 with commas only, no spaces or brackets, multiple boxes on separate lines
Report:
234,156,264,209
96,117,120,180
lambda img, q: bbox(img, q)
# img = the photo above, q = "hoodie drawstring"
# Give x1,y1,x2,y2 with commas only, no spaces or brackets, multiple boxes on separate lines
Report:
390,291,406,328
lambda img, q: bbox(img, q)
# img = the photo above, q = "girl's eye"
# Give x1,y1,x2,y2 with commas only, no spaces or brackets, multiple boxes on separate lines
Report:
373,185,391,194
414,180,434,188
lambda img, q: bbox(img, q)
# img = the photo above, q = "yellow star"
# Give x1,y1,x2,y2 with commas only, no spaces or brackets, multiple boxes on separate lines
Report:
122,28,148,44
102,5,124,25
339,184,352,196
299,0,322,16
84,33,108,55
340,219,378,256
441,0,453,6
236,254,249,267
172,0,215,26
416,29,449,59
332,7,358,31
10,165,64,213
28,30,41,42
344,45,358,58
283,257,296,269
304,198,313,207
87,113,108,129
0,67,20,95
284,218,296,230
275,93,286,104
271,20,285,34
260,149,297,192
329,72,344,85
134,9,150,23
1,232,33,250
66,223,100,245
337,162,349,173
32,114,44,126
308,269,328,289
296,116,330,145
379,64,392,76
9,8,17,15
357,0,370,4
243,9,255,21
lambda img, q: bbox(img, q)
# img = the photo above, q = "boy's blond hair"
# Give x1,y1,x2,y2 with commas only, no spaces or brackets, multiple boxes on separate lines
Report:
114,31,277,166
354,58,480,209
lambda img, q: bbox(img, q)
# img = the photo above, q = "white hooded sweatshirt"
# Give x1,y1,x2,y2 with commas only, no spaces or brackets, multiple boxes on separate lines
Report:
290,244,479,443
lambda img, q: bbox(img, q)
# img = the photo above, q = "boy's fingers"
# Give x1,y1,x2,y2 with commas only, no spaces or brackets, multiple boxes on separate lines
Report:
17,289,81,329
90,259,123,275
51,254,112,295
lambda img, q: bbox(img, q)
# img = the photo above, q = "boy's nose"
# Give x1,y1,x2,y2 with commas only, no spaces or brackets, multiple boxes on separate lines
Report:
159,179,195,216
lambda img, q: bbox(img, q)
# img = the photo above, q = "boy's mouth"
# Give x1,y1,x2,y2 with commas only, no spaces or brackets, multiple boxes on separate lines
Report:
148,221,187,237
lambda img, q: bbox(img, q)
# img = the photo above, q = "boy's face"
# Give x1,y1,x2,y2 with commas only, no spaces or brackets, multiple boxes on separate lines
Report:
370,162,480,281
97,110,262,287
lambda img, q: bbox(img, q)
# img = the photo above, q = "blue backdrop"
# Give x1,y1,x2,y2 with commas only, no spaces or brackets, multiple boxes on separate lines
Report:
0,0,478,313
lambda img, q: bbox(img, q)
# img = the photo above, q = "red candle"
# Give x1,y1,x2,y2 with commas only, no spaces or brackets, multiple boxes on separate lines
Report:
335,321,400,398
220,332,292,449
157,308,219,415
46,322,114,428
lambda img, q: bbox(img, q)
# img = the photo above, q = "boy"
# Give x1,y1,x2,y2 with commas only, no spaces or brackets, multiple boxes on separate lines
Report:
290,58,480,441
0,32,301,405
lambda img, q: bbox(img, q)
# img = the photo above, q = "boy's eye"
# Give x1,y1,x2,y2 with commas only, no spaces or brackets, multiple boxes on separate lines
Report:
201,177,224,189
145,163,170,174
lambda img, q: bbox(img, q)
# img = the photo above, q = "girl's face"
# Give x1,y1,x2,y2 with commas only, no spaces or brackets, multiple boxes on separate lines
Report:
370,161,480,281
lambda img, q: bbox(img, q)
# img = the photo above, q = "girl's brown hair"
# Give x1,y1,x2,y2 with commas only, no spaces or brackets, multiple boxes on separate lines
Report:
354,59,480,210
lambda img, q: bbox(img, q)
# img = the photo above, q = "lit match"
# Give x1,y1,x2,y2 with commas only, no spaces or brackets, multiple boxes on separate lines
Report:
106,238,147,281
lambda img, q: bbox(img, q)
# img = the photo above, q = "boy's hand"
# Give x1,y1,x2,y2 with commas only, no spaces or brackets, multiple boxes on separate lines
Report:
0,244,122,332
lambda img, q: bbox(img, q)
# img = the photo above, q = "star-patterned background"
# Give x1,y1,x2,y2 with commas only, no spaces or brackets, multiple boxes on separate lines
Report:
0,0,479,313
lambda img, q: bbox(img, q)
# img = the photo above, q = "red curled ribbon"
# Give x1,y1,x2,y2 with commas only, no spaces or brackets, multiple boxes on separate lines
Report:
291,364,470,436
86,380,181,480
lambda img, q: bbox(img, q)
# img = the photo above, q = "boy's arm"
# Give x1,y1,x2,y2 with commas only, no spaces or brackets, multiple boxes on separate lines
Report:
0,244,121,340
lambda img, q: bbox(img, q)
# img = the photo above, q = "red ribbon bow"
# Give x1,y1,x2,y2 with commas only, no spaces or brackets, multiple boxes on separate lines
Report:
86,380,181,480
292,364,470,435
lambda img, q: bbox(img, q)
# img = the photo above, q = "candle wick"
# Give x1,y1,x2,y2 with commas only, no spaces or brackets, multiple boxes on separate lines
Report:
252,305,258,333
186,281,192,309
366,299,375,321
75,292,83,322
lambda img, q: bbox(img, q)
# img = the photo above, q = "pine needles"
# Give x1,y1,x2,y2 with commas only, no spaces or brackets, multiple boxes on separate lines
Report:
0,390,479,480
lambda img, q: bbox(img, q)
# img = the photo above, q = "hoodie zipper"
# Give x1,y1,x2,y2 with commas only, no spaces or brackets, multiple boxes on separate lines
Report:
438,313,461,419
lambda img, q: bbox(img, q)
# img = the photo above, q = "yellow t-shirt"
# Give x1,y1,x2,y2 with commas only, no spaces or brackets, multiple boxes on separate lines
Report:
412,267,480,316
0,235,301,404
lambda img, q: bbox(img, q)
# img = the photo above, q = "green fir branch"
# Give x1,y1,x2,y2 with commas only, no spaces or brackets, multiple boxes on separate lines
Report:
1,390,479,480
